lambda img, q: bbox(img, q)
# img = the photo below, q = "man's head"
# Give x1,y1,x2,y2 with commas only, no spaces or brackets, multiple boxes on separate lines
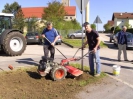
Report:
46,22,53,30
83,22,92,32
122,26,127,32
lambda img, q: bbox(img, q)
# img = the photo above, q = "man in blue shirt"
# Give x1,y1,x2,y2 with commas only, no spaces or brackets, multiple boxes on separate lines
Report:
42,22,59,59
117,26,128,61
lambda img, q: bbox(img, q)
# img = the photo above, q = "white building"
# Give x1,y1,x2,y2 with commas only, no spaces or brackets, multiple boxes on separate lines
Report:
112,12,133,28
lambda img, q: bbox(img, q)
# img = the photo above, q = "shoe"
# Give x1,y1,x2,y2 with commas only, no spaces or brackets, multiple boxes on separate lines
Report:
94,74,100,77
124,60,129,61
89,72,94,76
118,60,121,62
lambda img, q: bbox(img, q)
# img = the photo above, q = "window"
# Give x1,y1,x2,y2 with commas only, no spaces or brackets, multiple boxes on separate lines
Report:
66,17,68,19
0,16,11,34
70,17,72,19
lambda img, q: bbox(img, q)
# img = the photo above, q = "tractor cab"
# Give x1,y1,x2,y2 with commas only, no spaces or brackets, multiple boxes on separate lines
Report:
0,13,13,34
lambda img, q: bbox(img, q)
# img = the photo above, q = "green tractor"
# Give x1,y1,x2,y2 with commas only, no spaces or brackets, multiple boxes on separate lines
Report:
0,13,26,56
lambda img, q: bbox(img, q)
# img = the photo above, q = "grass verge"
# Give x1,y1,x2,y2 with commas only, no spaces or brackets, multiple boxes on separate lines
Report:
70,63,106,87
62,38,107,48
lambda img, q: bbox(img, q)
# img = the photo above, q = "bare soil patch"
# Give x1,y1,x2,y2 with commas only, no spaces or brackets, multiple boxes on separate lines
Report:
0,67,103,99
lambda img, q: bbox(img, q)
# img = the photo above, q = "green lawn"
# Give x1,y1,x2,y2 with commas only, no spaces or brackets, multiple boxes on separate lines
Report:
70,63,106,86
62,39,107,48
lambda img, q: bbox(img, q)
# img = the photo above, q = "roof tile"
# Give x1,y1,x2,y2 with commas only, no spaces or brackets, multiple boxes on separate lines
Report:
112,12,133,20
21,6,76,18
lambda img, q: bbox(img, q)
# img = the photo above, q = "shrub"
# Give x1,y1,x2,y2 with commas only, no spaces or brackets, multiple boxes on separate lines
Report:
114,28,133,34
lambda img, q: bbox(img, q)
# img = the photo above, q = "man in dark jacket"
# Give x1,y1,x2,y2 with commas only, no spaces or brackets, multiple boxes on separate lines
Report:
117,26,128,61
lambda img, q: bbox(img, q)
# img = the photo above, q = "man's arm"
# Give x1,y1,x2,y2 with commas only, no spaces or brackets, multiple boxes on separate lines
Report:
124,34,127,44
82,35,88,48
93,37,101,53
95,37,101,49
42,28,46,38
52,35,59,44
83,40,88,47
117,32,120,41
51,29,59,46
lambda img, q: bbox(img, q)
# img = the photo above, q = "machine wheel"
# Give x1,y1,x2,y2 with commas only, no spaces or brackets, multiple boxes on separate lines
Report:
50,65,67,81
3,32,26,56
70,35,75,39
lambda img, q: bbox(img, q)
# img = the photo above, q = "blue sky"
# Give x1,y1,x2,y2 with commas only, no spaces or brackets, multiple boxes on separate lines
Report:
0,0,133,30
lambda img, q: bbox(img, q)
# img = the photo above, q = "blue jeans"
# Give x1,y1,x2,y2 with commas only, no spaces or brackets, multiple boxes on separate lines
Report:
88,49,101,74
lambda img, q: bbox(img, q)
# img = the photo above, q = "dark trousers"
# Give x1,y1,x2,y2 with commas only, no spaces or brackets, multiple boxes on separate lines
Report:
43,45,55,59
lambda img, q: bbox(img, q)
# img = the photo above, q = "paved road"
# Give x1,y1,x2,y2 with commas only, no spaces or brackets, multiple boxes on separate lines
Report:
76,33,133,99
0,33,133,99
0,43,75,70
0,43,88,71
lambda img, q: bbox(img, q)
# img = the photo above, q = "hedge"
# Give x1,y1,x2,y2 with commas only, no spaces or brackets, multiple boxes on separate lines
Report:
114,28,133,34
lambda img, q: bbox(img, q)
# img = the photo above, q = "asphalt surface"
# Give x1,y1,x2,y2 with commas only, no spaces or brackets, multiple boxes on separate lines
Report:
0,33,133,99
76,33,133,99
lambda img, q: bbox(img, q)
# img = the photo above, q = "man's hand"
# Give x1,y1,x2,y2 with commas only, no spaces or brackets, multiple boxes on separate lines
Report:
81,44,86,50
92,47,97,53
42,34,45,38
51,42,55,46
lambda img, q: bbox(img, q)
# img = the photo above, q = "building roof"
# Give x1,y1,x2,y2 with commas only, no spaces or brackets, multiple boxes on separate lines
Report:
64,6,76,16
112,12,133,20
21,6,76,18
21,7,45,18
107,20,114,26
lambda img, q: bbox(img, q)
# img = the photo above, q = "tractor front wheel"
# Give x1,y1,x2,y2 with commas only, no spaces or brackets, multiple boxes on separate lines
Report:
50,65,67,81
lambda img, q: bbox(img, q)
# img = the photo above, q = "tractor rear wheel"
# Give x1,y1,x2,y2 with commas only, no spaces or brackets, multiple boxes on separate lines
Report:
50,65,67,81
3,32,26,56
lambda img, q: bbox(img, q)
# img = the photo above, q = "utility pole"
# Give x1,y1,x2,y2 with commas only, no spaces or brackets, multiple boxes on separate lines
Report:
75,0,89,70
85,1,90,22
81,0,84,70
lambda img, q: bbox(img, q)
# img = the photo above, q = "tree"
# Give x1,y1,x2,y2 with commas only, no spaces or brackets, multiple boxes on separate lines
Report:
71,19,81,30
91,24,96,30
26,17,39,32
13,8,25,31
110,27,114,31
103,23,111,31
2,2,25,31
115,26,120,30
42,0,66,25
124,21,132,29
2,2,21,14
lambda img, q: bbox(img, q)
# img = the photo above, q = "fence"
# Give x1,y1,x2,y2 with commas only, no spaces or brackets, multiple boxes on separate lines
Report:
24,29,80,38
58,29,79,38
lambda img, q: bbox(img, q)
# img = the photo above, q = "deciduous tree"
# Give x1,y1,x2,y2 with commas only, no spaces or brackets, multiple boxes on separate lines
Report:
103,23,111,31
42,0,66,25
2,2,25,31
